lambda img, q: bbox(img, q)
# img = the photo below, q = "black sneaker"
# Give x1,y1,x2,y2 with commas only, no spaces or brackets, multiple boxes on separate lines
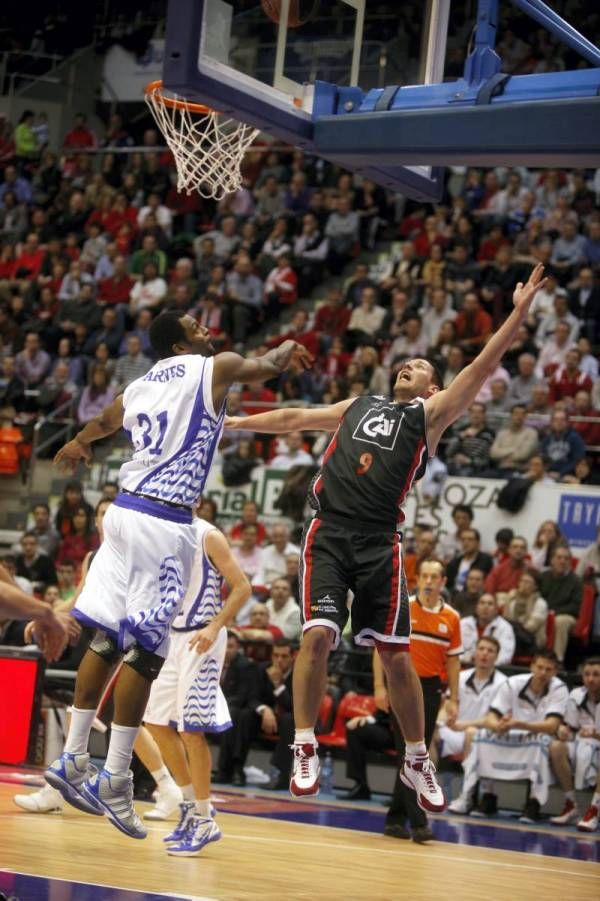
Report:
470,792,498,818
519,798,541,824
411,825,434,844
383,822,411,840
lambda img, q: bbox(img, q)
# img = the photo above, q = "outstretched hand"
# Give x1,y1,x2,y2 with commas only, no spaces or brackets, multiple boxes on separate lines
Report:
512,263,547,312
53,438,92,473
289,342,314,373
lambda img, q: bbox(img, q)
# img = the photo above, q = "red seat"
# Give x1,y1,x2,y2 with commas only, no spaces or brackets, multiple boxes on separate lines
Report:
319,692,377,748
572,578,597,646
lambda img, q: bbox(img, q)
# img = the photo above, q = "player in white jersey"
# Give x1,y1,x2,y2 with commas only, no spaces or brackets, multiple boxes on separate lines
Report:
550,656,600,832
144,514,250,855
46,310,312,839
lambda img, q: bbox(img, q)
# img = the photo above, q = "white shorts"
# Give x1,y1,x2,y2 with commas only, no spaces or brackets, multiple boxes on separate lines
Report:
567,737,600,790
74,497,197,658
144,626,231,733
438,725,466,758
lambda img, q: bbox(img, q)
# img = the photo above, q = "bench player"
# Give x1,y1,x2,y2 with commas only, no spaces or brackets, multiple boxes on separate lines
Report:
144,508,251,856
225,264,547,810
45,311,311,838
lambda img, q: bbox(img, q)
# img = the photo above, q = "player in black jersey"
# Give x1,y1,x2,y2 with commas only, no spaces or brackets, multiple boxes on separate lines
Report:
226,263,547,808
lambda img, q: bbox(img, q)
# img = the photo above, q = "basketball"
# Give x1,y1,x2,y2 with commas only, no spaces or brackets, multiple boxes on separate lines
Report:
260,0,319,28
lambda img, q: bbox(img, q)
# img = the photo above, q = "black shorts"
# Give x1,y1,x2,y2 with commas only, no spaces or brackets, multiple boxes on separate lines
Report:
299,515,410,648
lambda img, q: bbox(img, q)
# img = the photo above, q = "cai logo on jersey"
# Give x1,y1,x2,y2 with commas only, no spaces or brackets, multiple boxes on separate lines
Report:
353,408,403,451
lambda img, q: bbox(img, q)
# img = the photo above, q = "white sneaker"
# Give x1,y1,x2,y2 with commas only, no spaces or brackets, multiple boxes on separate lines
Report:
289,743,320,797
143,781,183,820
400,755,446,813
550,799,579,826
577,805,599,833
13,783,64,813
448,795,470,815
166,816,222,856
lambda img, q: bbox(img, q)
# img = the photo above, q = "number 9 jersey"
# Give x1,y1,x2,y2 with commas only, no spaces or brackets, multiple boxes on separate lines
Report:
119,354,224,507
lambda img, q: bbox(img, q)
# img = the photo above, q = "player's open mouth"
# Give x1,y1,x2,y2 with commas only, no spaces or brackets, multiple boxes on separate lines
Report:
399,372,411,381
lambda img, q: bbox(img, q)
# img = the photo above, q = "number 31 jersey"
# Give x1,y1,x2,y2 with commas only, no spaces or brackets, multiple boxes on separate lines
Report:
119,354,224,506
310,395,428,529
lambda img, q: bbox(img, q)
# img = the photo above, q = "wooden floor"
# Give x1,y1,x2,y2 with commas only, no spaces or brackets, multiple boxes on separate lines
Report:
1,785,599,901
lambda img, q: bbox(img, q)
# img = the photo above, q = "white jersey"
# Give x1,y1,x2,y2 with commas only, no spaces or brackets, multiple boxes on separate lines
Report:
565,686,600,732
490,673,568,722
172,519,223,631
458,668,508,722
120,354,224,506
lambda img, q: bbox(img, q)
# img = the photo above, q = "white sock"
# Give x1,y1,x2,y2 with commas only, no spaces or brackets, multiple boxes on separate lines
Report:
64,707,96,755
405,741,427,758
592,792,600,807
565,790,575,803
195,798,212,818
294,728,316,745
105,724,139,777
151,765,174,787
181,783,195,801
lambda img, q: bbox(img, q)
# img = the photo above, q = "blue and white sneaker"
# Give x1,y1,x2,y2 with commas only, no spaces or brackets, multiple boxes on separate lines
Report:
44,752,103,816
82,769,147,839
163,801,196,843
167,817,222,857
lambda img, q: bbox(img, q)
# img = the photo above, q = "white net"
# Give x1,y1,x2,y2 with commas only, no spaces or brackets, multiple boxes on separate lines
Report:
144,82,259,200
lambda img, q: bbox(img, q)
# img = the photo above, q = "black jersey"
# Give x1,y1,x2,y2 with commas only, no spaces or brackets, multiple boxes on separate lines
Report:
309,395,428,528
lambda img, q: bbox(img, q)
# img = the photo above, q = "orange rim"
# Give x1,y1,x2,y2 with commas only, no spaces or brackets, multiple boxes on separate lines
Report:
144,80,215,114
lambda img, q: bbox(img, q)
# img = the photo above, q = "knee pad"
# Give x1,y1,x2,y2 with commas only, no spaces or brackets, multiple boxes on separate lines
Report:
89,630,121,664
122,643,164,681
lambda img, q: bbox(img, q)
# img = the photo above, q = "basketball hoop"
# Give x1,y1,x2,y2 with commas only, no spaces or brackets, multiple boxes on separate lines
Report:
144,80,259,200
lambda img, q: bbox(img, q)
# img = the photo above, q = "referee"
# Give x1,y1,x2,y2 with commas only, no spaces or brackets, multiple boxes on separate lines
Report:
376,558,462,843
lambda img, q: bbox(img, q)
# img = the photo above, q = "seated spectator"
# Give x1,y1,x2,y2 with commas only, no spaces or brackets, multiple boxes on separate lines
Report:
530,520,568,571
129,261,167,315
535,320,574,376
38,360,78,415
0,355,25,416
232,524,266,588
506,352,544,407
0,164,33,206
221,437,261,487
344,262,375,308
347,286,386,346
258,639,296,790
137,190,172,238
571,389,600,448
128,234,167,279
15,331,51,388
451,567,486,617
293,212,329,295
14,232,44,280
55,479,94,539
270,432,313,470
549,656,600,832
442,345,466,388
55,505,98,571
569,266,599,345
488,403,539,475
226,256,263,349
217,631,260,785
266,308,319,359
262,522,300,586
442,637,508,813
446,403,495,476
76,364,115,425
436,504,474,564
548,348,593,406
551,220,587,277
313,287,350,350
526,383,552,431
461,651,568,822
340,705,395,801
538,546,583,663
97,254,134,305
454,292,492,359
111,335,152,393
540,407,586,480
485,535,533,604
325,194,360,274
26,502,59,558
483,379,511,432
238,603,283,642
56,559,77,603
265,578,301,641
421,286,457,348
403,527,437,593
446,529,494,593
263,253,298,318
2,554,33,595
58,283,103,339
504,571,549,655
383,314,429,367
461,594,515,665
575,525,600,579
63,113,96,151
15,531,57,591
85,307,124,358
536,292,580,348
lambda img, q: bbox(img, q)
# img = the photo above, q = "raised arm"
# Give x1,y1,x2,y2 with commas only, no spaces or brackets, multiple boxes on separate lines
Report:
425,264,547,452
212,341,314,411
54,394,125,473
225,398,356,435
